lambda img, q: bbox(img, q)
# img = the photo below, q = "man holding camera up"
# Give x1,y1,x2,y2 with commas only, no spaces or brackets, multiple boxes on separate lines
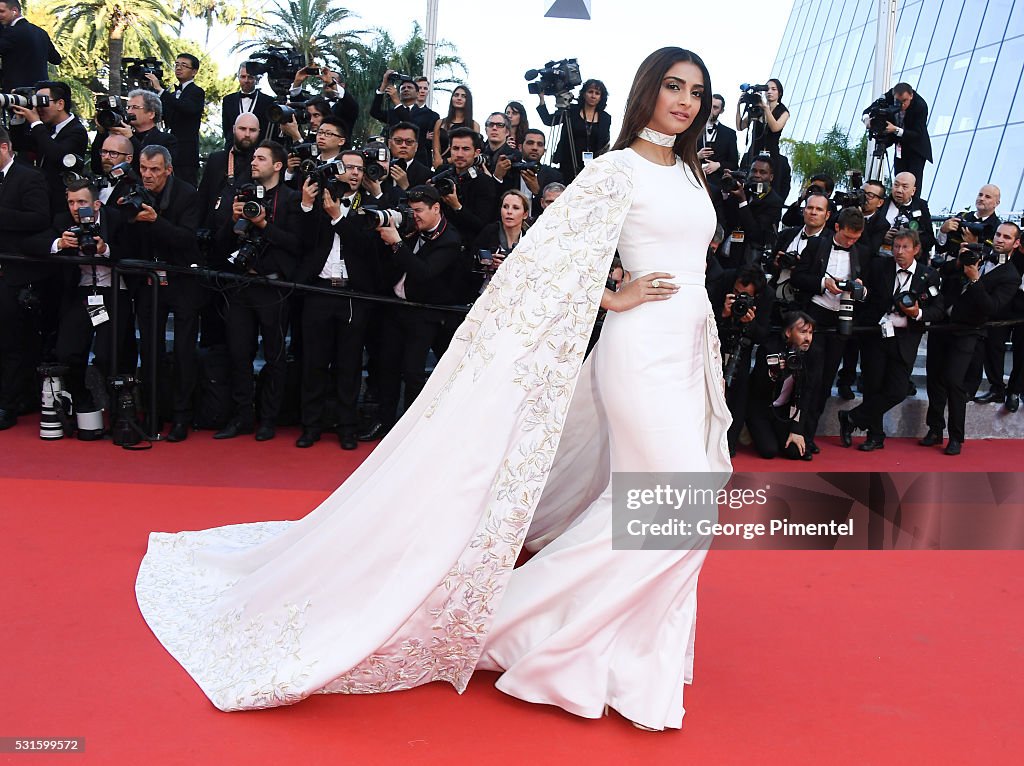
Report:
878,171,936,258
9,81,88,215
864,84,932,193
922,227,1021,455
92,90,178,175
936,184,1001,260
435,127,497,246
746,311,816,460
790,206,867,451
839,229,944,451
378,122,431,206
48,179,131,439
515,129,562,219
370,70,418,129
719,155,783,270
149,53,205,186
859,179,890,257
121,145,202,442
769,192,829,319
214,141,303,441
294,150,383,449
289,64,359,138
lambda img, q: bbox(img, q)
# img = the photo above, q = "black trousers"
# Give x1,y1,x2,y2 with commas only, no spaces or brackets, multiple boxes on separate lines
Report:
724,346,753,454
925,331,979,442
0,279,40,413
300,289,373,432
175,165,199,187
135,277,205,419
377,306,447,428
893,152,927,194
847,332,920,440
1007,324,1024,394
225,283,289,425
55,286,132,411
746,408,803,459
837,336,860,387
965,327,1008,397
804,303,848,441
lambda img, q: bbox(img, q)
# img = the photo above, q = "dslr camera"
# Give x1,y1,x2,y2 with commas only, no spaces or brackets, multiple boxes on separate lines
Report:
0,87,51,123
359,137,391,182
229,184,270,270
387,71,415,86
729,292,756,325
307,160,347,197
122,57,164,93
109,162,154,216
269,98,312,125
68,207,101,257
766,350,804,372
524,58,583,97
835,279,867,301
958,242,996,267
356,204,416,237
234,183,266,221
289,141,319,174
95,95,134,130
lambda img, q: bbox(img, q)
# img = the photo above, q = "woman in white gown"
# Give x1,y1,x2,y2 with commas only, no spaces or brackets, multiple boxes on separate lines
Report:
136,48,731,731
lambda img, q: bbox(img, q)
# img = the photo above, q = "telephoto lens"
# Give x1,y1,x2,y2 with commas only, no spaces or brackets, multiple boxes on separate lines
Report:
39,368,73,440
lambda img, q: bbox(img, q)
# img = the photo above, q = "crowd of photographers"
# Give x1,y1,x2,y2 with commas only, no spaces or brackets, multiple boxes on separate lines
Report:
0,17,1021,457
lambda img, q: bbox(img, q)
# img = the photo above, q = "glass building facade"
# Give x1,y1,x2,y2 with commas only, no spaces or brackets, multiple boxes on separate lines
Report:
771,0,1024,214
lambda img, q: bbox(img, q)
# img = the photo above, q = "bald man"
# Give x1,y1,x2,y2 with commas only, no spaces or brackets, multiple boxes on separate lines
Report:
879,171,937,258
97,134,135,205
937,184,1002,258
198,112,260,231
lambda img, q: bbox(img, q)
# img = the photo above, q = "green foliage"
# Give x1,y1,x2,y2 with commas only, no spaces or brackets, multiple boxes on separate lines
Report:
234,0,367,72
782,126,869,191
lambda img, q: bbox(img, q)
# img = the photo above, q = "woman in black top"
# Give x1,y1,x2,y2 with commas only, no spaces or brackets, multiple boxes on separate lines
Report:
505,101,529,149
536,79,611,183
432,85,480,169
736,77,791,200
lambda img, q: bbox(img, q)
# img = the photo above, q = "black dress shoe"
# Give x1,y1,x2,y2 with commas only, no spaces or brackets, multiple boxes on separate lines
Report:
295,428,321,448
838,410,855,448
339,430,358,450
919,430,943,447
858,438,885,452
166,421,189,442
907,381,917,397
974,389,1005,404
0,409,16,430
214,420,254,439
808,441,820,455
837,383,856,401
944,439,962,456
255,424,276,441
1006,393,1020,413
357,421,388,441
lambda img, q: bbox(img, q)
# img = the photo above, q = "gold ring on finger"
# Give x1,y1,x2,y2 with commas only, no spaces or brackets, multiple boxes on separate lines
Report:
651,279,661,288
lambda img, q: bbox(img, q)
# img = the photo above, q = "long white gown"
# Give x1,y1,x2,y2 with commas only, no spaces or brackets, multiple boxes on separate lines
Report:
136,148,732,730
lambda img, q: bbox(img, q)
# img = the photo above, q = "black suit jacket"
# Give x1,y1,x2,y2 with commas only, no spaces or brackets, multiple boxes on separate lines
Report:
214,183,303,279
26,117,89,214
442,168,498,246
710,267,774,347
0,161,52,284
392,103,440,168
328,90,360,137
719,188,784,269
0,18,61,91
790,238,866,299
880,196,937,257
295,199,386,292
221,91,278,145
197,148,254,230
47,206,128,290
379,158,431,207
866,89,932,164
748,335,811,438
858,258,944,340
860,210,892,259
160,81,205,169
385,220,465,306
122,176,202,278
699,122,739,181
943,261,1021,331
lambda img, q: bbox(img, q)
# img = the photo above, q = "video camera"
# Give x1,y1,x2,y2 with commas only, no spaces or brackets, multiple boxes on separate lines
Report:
525,58,582,98
738,82,769,110
244,47,306,96
95,95,134,130
355,204,416,237
832,170,866,208
865,97,901,142
108,162,154,216
68,207,101,257
122,57,164,93
387,71,415,87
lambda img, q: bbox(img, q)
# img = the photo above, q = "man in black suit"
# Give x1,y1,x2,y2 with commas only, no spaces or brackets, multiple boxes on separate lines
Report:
197,112,259,234
865,83,932,192
780,174,838,230
221,63,277,146
512,129,562,219
858,179,891,258
0,1,61,91
9,80,88,215
286,65,360,138
0,125,52,429
294,151,385,449
877,172,937,259
790,206,867,450
718,156,784,270
213,140,303,442
369,185,465,437
370,70,419,130
91,89,178,175
376,122,431,206
437,128,498,246
839,229,944,451
94,134,135,205
149,53,205,186
122,145,203,442
767,192,830,322
922,236,1021,455
699,94,740,193
936,184,1001,259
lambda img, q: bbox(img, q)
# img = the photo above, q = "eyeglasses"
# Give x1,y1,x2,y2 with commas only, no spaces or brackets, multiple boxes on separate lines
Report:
862,190,884,200
343,164,364,173
485,122,507,129
100,149,129,158
317,130,343,139
125,104,146,111
174,62,194,70
390,137,417,145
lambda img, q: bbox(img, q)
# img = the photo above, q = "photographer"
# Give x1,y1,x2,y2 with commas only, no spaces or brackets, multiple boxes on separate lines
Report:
367,185,464,439
221,63,277,146
434,127,497,246
289,64,359,137
923,228,1021,455
8,80,88,215
150,53,205,186
712,265,773,456
937,184,1001,259
369,70,436,168
1001,227,1024,413
95,135,135,205
537,79,611,183
878,172,936,258
768,192,829,319
859,179,890,257
789,205,867,451
0,1,61,91
370,69,418,129
838,229,944,451
378,122,431,206
294,150,385,450
0,124,51,430
515,129,562,218
745,311,816,460
863,83,932,192
91,89,178,174
718,155,783,270
482,112,514,175
214,140,303,442
48,179,131,438
198,113,259,233
699,94,739,191
780,174,837,229
121,145,202,442
735,79,791,201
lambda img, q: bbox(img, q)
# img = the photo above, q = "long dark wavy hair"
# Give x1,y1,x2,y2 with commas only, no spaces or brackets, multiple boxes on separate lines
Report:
505,100,529,147
612,48,712,185
443,85,474,131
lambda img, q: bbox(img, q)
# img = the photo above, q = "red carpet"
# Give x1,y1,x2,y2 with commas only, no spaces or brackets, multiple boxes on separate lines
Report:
2,420,1022,764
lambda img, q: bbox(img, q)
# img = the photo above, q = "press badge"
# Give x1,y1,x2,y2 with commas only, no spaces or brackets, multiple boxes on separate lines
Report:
895,143,902,159
879,315,895,338
730,230,745,244
87,294,104,306
582,151,594,165
88,305,109,326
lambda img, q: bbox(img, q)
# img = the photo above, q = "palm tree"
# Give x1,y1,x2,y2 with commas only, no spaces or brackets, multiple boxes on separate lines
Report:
47,0,181,96
234,0,367,72
175,0,249,44
387,22,465,94
783,126,869,191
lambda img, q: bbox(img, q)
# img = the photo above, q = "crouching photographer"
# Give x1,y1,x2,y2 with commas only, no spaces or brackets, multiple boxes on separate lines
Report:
49,179,131,439
745,312,816,460
214,140,303,441
431,127,497,246
712,265,773,456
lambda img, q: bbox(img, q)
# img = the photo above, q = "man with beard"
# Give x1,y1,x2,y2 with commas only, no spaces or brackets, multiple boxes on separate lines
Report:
199,113,259,231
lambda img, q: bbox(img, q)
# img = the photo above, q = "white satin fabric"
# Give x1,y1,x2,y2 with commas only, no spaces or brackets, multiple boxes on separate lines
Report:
135,149,731,729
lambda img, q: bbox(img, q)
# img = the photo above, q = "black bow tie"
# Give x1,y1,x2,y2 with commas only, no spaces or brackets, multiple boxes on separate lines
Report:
897,268,911,275
832,242,850,252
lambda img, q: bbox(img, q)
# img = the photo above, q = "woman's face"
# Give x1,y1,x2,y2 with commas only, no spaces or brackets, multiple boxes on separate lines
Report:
501,195,527,229
505,107,520,127
452,89,466,109
647,60,704,137
584,86,602,108
766,81,779,103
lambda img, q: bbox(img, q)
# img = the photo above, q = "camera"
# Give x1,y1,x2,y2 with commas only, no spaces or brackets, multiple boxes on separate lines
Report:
244,47,306,96
721,170,747,193
777,250,801,271
865,97,901,154
738,82,769,109
109,375,141,447
833,188,865,208
359,137,391,182
0,87,51,121
959,242,996,267
510,158,540,172
429,166,459,197
387,71,415,86
525,58,582,97
68,207,101,257
268,99,312,125
835,279,867,301
235,183,266,220
766,350,804,371
60,153,87,184
109,162,155,217
95,95,134,130
356,204,416,237
893,290,918,312
307,160,348,197
38,363,73,440
729,292,756,324
290,142,319,174
122,57,164,93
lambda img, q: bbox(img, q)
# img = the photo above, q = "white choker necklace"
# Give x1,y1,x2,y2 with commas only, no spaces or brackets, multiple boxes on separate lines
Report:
639,127,677,147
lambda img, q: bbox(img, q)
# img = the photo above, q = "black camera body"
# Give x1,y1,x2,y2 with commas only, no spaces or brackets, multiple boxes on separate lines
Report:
766,350,804,372
269,98,312,125
244,47,306,96
510,158,540,172
387,71,415,86
721,171,746,194
777,250,801,271
959,242,997,267
429,167,459,197
359,138,391,182
307,160,348,197
109,162,154,216
235,183,266,220
122,57,164,93
836,279,867,301
95,95,135,130
729,292,756,324
525,58,582,97
68,207,101,257
290,142,319,174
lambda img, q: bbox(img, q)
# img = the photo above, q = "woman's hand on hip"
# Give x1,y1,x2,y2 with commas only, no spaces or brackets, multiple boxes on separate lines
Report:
604,271,679,312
